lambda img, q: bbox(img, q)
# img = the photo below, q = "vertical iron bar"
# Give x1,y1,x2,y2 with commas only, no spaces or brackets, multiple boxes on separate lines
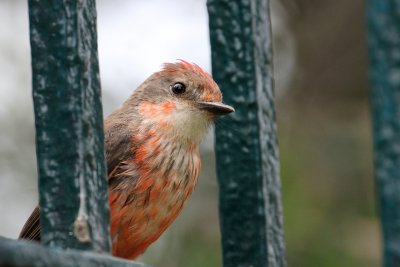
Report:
367,1,400,266
28,0,111,252
207,0,286,266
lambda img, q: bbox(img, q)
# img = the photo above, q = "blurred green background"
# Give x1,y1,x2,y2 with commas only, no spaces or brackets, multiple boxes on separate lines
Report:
0,0,379,266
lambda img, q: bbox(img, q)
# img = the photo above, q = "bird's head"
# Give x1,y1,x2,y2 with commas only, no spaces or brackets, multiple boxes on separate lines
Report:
125,60,234,144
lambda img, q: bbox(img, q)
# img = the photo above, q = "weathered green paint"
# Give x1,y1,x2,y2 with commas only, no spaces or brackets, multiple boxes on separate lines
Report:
28,0,110,252
0,238,148,267
367,1,400,266
207,0,286,266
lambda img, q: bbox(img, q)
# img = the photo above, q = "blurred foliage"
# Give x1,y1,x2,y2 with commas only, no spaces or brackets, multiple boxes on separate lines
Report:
276,0,379,266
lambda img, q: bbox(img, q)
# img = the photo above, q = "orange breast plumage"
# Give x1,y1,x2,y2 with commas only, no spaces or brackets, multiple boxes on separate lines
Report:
109,130,201,259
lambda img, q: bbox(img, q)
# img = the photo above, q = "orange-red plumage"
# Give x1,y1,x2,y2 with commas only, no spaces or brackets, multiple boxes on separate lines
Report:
19,61,234,260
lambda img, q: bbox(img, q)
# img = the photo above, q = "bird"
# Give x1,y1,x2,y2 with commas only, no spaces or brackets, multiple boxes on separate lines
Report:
18,60,234,259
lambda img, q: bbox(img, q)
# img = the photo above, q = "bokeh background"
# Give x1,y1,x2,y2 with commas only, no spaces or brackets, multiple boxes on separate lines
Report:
0,0,379,266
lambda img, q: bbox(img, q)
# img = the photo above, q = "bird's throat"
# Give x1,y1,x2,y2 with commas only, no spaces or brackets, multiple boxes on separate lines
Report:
137,101,211,145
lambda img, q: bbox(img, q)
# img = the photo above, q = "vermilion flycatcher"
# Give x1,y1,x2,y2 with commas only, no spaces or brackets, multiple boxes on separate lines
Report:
19,60,234,259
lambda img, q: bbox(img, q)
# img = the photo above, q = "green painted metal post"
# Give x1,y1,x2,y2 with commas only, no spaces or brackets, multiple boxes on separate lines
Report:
208,0,286,267
0,238,148,267
0,1,148,266
367,1,400,266
28,0,110,252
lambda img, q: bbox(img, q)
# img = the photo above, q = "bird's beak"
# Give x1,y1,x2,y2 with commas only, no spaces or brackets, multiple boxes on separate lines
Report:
197,101,235,115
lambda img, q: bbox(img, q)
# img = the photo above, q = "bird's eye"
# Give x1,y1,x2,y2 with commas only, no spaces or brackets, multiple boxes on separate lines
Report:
171,82,186,94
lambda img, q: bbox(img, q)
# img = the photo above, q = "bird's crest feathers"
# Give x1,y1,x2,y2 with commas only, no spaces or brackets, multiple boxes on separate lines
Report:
161,59,209,79
159,60,221,102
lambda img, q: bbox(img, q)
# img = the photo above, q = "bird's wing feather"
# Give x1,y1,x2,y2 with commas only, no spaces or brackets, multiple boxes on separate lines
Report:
18,205,41,240
105,121,135,180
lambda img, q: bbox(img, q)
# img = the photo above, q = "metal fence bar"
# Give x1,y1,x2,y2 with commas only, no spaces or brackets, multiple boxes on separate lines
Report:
0,1,150,266
29,0,110,252
207,0,286,266
0,238,148,267
367,1,400,266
